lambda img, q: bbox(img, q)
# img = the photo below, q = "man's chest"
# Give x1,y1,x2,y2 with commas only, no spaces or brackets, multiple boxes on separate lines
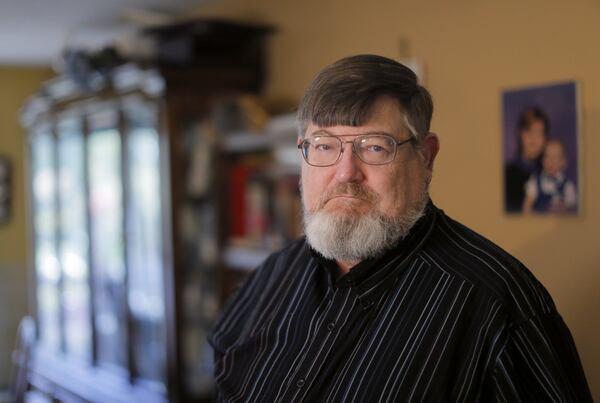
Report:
215,261,499,402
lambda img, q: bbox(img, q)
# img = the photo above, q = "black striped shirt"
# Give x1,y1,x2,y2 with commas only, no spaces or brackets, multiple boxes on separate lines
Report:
209,202,592,402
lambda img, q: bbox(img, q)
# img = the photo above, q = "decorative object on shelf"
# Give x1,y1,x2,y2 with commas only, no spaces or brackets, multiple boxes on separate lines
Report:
397,37,426,85
0,155,11,224
61,47,126,91
186,121,217,198
212,95,270,135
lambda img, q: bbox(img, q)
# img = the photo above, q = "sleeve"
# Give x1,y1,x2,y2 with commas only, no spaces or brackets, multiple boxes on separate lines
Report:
563,181,577,209
207,264,269,403
490,313,592,402
207,253,278,357
524,175,538,201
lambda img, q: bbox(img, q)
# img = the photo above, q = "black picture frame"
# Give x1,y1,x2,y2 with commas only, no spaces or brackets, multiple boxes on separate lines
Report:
0,155,11,224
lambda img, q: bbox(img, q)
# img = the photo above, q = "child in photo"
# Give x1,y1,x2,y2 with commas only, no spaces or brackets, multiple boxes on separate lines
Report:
523,138,577,213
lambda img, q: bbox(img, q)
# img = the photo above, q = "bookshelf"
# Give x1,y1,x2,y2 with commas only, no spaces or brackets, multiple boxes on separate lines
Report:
172,105,301,397
216,112,301,283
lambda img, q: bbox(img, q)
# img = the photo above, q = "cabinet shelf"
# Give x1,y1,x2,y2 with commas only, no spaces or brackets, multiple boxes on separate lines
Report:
222,246,272,271
221,112,298,153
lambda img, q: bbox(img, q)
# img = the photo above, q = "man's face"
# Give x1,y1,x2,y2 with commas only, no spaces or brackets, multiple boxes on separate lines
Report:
300,96,438,222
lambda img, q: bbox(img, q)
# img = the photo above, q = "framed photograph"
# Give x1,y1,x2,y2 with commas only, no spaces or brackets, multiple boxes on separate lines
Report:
502,81,580,215
0,155,11,223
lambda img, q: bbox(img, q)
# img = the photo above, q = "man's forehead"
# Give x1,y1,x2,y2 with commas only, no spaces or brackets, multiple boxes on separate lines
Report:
305,121,404,139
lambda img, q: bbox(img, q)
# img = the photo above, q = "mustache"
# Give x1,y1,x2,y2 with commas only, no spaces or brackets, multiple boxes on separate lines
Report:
316,182,379,210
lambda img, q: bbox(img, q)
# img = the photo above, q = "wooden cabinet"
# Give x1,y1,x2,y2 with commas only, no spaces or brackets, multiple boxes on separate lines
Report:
21,19,299,403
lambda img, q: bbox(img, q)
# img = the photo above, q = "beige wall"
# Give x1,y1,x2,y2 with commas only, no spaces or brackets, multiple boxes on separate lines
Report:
194,0,600,398
0,67,52,386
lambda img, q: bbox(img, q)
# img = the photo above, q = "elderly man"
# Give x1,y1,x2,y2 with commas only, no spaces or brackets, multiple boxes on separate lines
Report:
209,55,591,402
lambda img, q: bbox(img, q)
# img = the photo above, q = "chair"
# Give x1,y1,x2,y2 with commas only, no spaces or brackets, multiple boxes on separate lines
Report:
0,316,36,403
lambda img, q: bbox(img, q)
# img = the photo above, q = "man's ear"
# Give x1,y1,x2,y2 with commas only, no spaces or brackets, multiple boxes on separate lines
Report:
421,132,440,171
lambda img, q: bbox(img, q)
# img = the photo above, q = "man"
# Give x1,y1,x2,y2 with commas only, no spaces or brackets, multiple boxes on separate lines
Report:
209,55,592,402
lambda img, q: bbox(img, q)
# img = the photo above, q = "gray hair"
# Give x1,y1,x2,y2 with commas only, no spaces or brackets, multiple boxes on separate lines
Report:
297,54,433,142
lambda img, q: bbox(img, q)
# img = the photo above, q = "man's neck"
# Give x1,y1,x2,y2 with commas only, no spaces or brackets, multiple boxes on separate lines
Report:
336,260,359,273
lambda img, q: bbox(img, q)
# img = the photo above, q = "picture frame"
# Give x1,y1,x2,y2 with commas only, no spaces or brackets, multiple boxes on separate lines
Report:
0,155,11,224
502,81,580,215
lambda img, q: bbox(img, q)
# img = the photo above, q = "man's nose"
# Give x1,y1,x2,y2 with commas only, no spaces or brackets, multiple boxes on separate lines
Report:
335,143,364,183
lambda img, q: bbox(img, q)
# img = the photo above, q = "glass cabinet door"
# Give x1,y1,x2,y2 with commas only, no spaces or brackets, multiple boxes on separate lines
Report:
57,116,91,361
31,122,61,352
87,109,127,369
26,88,170,402
124,99,166,386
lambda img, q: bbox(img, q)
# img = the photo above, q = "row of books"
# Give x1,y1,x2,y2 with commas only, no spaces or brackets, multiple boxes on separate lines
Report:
226,160,302,270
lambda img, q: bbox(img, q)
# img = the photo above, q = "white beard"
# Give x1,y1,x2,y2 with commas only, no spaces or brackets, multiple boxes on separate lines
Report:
303,183,428,262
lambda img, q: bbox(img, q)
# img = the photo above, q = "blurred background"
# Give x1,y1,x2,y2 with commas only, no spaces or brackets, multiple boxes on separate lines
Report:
0,0,598,401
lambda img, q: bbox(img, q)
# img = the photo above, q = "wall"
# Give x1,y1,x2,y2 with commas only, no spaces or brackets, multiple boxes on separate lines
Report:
0,67,53,387
194,0,600,399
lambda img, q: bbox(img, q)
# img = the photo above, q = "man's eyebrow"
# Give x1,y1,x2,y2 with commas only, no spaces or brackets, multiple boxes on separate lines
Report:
308,130,395,137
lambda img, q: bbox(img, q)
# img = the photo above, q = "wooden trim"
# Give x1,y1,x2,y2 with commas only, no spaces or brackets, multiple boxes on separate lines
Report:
162,95,184,402
24,123,40,340
82,114,99,365
158,98,179,403
118,106,138,382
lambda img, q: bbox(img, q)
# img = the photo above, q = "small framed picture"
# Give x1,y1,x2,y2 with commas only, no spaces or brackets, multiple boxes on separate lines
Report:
502,81,580,215
0,155,11,223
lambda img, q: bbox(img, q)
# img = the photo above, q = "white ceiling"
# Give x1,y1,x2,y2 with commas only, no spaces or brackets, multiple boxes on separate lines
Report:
0,0,209,66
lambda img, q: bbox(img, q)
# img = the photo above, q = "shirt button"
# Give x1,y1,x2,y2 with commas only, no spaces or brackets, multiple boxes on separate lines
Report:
327,322,336,331
296,379,305,388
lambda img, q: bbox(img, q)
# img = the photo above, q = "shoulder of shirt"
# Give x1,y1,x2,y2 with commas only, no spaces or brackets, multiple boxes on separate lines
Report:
246,236,312,285
421,206,558,323
261,236,310,268
209,237,311,346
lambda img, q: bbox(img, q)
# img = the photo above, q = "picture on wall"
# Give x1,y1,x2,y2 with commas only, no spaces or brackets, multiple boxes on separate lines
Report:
0,155,11,224
502,81,580,215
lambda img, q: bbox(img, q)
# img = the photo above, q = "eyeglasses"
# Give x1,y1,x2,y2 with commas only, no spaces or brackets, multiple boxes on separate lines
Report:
297,132,414,167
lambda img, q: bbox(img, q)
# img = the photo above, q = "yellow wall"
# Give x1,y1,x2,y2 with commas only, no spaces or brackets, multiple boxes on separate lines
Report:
0,67,53,386
194,0,600,398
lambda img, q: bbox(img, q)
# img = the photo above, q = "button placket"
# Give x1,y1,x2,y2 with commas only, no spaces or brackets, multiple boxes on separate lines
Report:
281,288,354,402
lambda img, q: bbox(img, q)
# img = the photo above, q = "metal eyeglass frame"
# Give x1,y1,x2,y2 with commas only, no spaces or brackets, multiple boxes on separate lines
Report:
297,133,415,167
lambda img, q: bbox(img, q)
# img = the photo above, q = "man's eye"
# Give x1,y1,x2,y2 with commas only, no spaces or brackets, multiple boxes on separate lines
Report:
315,144,332,151
367,145,384,152
365,145,391,153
